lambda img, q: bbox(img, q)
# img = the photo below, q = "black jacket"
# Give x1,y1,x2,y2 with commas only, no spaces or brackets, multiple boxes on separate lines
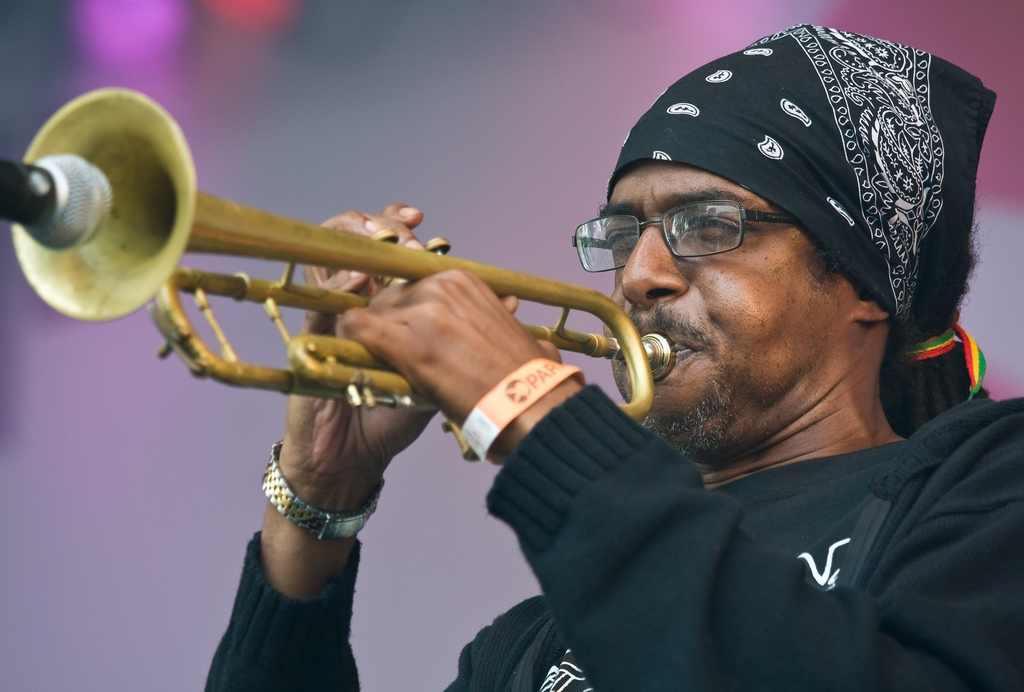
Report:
208,387,1024,691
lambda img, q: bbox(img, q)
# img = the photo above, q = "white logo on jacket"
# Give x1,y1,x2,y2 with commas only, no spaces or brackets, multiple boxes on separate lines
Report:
799,537,851,589
541,651,592,692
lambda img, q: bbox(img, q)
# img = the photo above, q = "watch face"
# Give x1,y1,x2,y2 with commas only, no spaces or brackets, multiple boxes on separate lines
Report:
321,515,367,540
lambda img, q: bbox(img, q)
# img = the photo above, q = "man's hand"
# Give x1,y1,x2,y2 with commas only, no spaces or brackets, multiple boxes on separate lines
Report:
280,205,435,511
341,270,584,461
262,203,437,598
261,204,583,598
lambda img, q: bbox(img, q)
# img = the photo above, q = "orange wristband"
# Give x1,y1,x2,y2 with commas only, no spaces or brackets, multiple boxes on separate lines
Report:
460,358,582,460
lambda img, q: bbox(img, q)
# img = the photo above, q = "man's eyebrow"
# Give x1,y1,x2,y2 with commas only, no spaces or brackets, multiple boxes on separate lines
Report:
600,187,769,219
661,188,754,208
599,202,637,218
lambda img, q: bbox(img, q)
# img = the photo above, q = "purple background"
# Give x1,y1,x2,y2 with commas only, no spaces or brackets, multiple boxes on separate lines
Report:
1,1,1022,689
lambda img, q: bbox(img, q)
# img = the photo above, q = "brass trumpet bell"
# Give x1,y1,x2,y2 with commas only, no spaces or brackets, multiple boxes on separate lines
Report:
13,89,196,321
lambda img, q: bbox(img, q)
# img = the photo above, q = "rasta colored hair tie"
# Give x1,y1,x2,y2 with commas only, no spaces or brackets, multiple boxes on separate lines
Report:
906,328,956,361
955,324,987,400
906,323,987,400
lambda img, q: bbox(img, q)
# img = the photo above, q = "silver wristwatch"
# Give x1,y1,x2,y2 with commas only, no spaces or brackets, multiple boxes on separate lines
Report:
262,441,383,540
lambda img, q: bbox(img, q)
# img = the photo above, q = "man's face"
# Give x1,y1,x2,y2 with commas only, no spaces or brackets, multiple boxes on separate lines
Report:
608,161,860,470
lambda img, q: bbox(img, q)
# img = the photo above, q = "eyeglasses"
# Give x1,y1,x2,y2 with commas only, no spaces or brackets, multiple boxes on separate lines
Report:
572,200,799,272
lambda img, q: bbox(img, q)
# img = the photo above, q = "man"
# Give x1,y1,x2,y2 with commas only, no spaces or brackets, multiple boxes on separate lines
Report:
208,25,1024,690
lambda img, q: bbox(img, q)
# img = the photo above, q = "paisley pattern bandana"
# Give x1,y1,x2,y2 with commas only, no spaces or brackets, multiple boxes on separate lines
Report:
610,25,995,319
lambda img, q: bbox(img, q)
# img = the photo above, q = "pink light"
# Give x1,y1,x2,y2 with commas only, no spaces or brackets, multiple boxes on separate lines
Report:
200,0,302,35
71,0,192,68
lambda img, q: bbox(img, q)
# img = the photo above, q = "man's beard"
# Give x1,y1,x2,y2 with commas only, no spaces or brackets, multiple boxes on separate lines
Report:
613,306,737,466
615,362,736,464
641,377,735,463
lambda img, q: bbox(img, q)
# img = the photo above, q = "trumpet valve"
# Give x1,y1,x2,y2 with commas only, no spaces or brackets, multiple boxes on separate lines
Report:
424,237,451,255
375,234,453,287
372,229,405,287
371,228,400,244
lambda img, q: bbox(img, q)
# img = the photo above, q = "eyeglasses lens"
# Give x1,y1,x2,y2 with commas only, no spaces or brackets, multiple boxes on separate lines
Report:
664,201,742,257
574,201,745,272
575,216,639,272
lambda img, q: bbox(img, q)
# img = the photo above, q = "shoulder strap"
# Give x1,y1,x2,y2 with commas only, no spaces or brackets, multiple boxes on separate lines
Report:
836,494,892,588
504,617,560,692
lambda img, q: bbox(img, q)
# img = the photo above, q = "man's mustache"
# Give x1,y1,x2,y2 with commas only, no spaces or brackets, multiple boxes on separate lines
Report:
628,305,713,353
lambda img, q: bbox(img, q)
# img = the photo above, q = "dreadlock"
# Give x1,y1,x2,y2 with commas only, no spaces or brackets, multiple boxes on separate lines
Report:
879,212,989,438
812,208,988,439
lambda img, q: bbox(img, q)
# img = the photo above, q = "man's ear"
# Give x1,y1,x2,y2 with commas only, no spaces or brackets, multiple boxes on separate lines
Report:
850,281,889,324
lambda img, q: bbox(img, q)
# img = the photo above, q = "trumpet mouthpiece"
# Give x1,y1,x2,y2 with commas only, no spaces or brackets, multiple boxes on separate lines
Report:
607,333,675,381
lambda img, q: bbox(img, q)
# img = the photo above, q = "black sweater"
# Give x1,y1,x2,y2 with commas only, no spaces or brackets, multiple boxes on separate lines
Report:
207,387,1024,691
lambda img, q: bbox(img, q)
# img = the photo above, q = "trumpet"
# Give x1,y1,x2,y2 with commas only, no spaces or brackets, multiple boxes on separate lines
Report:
6,89,673,457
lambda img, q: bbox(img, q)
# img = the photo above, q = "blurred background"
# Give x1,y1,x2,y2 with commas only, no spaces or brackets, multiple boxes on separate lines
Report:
1,0,1021,689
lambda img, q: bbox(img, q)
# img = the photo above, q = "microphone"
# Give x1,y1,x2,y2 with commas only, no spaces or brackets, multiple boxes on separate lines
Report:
0,154,112,249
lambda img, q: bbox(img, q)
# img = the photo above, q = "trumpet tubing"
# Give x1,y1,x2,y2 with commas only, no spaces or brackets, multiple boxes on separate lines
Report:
9,88,666,437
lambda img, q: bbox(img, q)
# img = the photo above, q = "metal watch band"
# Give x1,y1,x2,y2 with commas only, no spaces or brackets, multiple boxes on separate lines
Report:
262,441,383,540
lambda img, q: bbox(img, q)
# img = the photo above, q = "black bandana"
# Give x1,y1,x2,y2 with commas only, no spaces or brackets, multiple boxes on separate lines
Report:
611,25,995,319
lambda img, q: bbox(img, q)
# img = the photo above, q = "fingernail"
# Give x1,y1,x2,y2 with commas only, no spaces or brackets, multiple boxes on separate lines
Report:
365,219,382,232
399,207,419,219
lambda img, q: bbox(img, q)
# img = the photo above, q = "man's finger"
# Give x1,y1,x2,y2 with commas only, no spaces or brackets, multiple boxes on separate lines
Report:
320,210,371,233
379,203,424,228
500,295,520,315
